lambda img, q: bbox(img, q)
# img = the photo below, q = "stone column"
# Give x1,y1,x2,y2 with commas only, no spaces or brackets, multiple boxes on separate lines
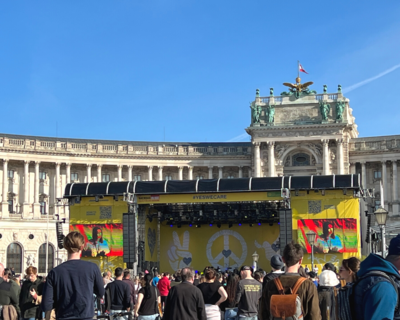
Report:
1,159,9,218
218,166,223,179
382,161,388,210
208,166,213,179
248,167,252,178
253,142,261,177
55,162,61,200
393,161,399,215
349,162,356,174
22,161,30,216
267,141,275,177
188,166,193,180
336,139,344,174
33,161,41,219
178,166,183,180
361,162,367,189
158,166,163,181
66,163,71,184
238,166,243,178
322,139,330,175
128,165,133,181
97,165,102,182
87,164,92,183
147,166,153,181
117,165,122,181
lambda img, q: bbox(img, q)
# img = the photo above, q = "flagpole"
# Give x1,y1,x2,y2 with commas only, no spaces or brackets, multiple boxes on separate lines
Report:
297,60,299,78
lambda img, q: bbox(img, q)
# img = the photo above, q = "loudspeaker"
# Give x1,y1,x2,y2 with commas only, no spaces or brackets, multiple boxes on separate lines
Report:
279,208,293,255
123,213,137,266
56,221,65,249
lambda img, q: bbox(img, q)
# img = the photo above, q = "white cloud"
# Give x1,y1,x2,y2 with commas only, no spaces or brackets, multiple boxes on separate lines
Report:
343,63,400,93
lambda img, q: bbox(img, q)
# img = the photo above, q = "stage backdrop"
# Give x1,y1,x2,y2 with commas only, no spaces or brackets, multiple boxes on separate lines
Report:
69,196,127,271
145,207,159,262
159,224,280,273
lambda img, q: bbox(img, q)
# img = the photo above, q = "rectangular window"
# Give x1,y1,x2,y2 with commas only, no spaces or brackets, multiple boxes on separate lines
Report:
227,175,235,179
7,170,14,179
40,202,46,215
374,171,382,179
196,176,203,180
165,175,172,181
133,175,141,181
375,200,381,210
71,173,78,182
39,171,46,180
8,200,13,213
102,174,110,182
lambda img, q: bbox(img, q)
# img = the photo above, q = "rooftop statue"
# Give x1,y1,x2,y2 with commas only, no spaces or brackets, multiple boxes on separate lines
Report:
250,103,262,124
319,101,331,121
266,105,275,124
281,76,316,99
336,101,345,122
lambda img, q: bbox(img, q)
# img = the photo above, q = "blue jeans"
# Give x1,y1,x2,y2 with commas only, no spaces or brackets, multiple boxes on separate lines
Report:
224,308,238,320
138,315,158,320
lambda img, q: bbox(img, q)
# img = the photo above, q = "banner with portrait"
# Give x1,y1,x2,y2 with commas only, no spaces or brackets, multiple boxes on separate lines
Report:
70,224,123,257
297,219,358,254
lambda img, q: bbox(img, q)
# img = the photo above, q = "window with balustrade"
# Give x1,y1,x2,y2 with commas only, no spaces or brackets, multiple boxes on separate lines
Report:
38,243,54,273
227,175,235,179
134,175,141,181
165,175,173,181
40,201,46,214
7,243,22,273
8,200,13,213
8,170,14,179
102,174,110,182
374,171,382,179
196,176,204,180
39,171,46,180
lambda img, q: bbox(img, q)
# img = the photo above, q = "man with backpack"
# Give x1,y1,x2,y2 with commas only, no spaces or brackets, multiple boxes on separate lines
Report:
353,234,400,320
259,242,321,320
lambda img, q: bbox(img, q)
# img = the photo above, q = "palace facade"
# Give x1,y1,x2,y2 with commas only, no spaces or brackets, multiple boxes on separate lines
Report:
1,83,399,273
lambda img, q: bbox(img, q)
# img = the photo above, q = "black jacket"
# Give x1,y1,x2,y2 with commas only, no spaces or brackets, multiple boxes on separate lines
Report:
317,286,336,320
105,280,131,311
19,277,44,318
163,281,206,320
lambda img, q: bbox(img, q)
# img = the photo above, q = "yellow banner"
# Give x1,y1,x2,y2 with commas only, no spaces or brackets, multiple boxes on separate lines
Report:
137,192,282,204
160,224,280,273
145,207,159,262
291,190,361,271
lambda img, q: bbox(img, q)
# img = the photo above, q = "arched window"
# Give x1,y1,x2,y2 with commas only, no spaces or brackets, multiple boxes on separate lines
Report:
38,244,54,273
7,243,22,273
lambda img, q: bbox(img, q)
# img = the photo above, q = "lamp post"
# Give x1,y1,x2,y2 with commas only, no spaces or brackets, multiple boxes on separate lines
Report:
252,251,259,271
374,207,389,257
306,231,316,271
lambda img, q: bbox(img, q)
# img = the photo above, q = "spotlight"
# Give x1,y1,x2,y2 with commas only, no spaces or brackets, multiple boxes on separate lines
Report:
321,190,325,196
170,224,173,227
258,222,261,226
189,223,193,227
217,223,221,228
238,223,242,226
278,222,280,225
209,223,213,227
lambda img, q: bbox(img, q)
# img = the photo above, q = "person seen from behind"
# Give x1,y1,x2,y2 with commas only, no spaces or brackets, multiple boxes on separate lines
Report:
19,266,43,320
122,270,135,313
134,273,161,320
41,231,105,320
353,234,400,320
156,272,170,310
308,271,318,287
235,266,262,320
220,274,239,320
197,267,228,320
259,242,321,320
318,270,339,320
105,267,131,320
262,254,284,290
0,262,20,317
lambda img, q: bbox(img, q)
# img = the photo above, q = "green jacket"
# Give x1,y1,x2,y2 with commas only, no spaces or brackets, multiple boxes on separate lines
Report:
0,278,20,315
19,277,44,318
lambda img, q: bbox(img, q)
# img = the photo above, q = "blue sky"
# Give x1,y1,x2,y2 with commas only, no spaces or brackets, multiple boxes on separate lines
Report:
1,1,399,142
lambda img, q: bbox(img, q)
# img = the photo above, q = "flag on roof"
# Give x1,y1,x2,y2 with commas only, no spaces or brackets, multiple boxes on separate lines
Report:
299,63,308,74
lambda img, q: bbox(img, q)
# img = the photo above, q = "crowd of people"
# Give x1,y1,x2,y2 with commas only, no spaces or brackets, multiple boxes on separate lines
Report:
1,230,400,320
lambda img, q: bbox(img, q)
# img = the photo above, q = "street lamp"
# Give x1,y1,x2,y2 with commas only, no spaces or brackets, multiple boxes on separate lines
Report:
252,251,259,271
306,231,317,271
374,207,389,257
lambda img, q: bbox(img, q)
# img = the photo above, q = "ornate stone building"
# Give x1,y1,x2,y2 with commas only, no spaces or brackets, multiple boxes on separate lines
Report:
0,81,398,272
